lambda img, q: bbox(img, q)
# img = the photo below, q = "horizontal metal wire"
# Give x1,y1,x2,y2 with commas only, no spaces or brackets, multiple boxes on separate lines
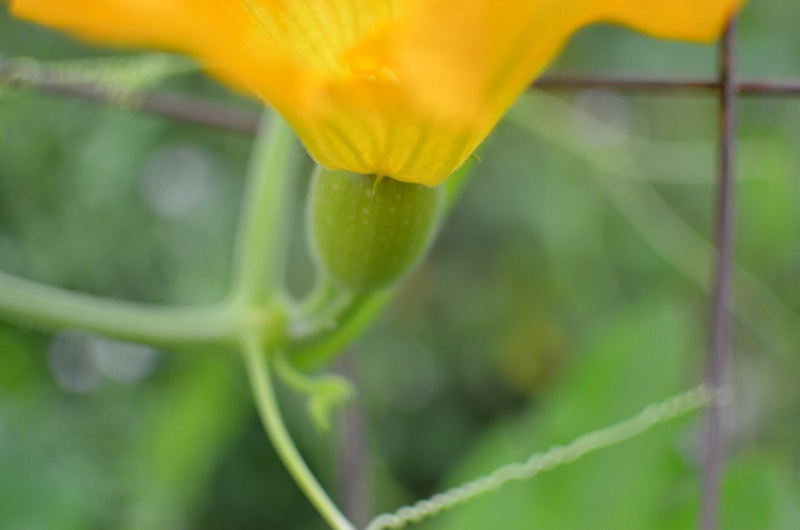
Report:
535,75,800,96
0,61,261,134
2,56,800,135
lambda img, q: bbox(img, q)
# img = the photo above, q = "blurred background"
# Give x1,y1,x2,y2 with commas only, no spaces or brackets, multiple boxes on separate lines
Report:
1,1,799,529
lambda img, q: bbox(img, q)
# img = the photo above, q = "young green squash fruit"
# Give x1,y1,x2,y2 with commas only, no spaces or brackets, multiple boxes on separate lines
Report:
308,169,444,292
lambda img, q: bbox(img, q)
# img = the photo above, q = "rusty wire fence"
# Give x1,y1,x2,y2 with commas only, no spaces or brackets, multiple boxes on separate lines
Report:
0,14,794,530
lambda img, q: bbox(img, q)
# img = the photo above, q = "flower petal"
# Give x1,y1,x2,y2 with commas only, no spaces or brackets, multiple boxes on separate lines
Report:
10,1,396,101
10,0,741,186
392,0,742,172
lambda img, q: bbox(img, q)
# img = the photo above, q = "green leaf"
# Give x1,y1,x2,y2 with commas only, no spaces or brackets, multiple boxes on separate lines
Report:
123,357,249,529
431,297,698,530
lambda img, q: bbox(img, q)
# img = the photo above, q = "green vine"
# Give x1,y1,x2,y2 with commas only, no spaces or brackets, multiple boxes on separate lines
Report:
0,99,723,530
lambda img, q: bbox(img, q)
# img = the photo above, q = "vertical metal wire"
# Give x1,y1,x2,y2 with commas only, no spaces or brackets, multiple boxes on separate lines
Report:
335,353,372,528
699,18,737,530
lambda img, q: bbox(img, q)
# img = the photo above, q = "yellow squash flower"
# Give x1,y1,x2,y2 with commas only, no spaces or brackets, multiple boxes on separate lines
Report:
10,0,740,186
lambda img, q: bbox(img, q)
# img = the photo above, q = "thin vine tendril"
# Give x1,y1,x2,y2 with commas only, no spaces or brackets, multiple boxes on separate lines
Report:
365,385,725,530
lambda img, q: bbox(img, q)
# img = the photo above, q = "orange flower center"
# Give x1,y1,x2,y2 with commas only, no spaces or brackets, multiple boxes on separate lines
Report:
343,17,398,83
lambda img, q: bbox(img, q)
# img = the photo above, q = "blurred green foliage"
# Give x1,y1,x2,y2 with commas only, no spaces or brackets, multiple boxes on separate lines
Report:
1,1,799,529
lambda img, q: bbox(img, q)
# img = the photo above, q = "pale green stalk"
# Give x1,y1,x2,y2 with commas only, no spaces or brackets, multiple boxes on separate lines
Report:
0,110,299,349
0,103,358,529
242,335,356,530
0,270,237,349
230,113,299,308
287,289,395,369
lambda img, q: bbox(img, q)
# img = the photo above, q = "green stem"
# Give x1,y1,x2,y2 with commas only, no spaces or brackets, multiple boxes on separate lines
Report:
287,288,395,370
0,271,237,348
0,108,302,349
290,293,354,341
242,335,356,530
296,273,342,316
230,111,299,308
273,350,354,432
